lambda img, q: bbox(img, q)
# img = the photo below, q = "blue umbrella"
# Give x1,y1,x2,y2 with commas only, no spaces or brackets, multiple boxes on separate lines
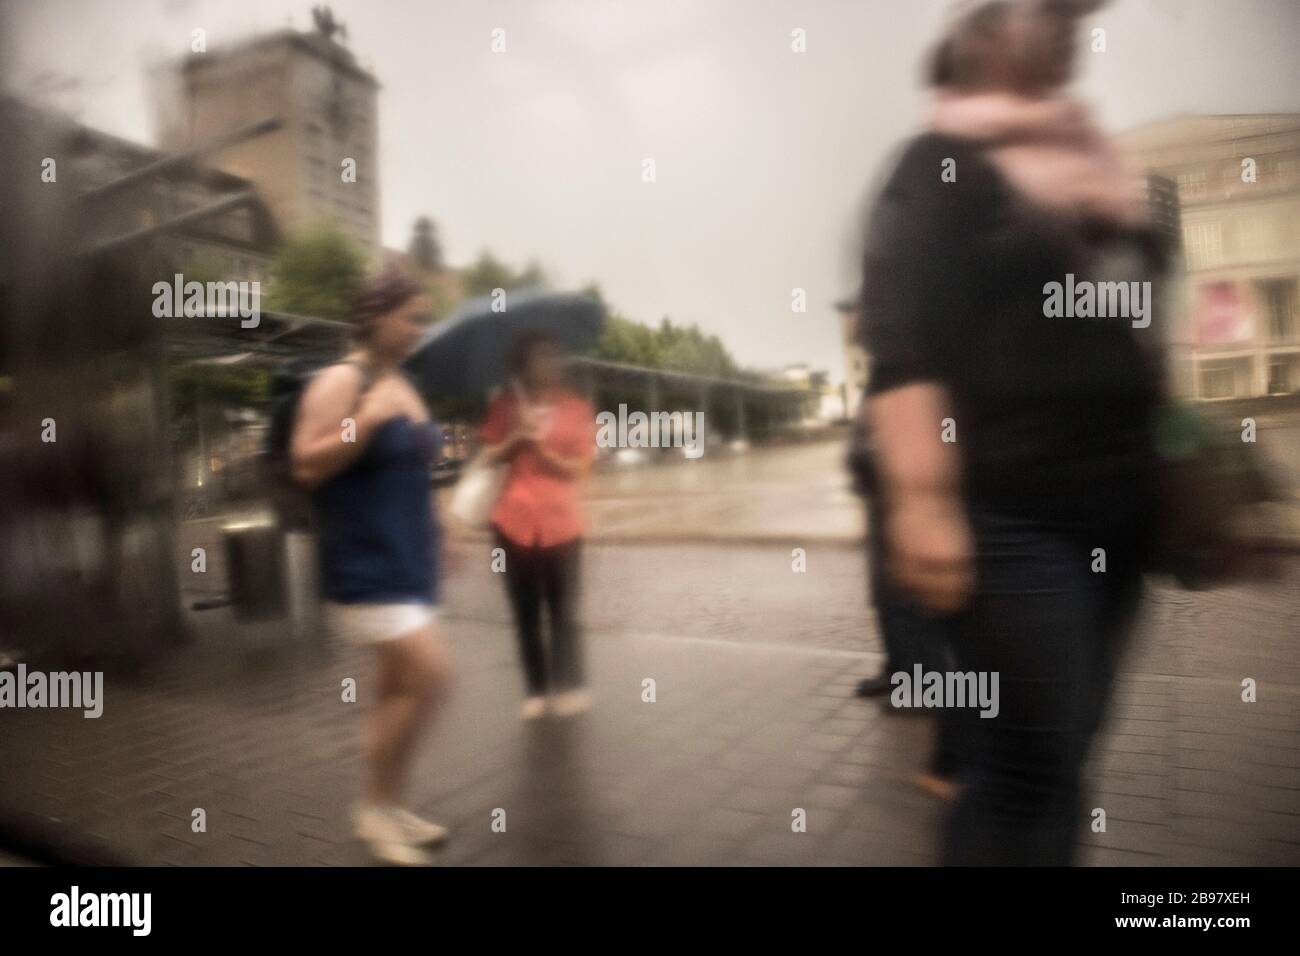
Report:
405,286,606,400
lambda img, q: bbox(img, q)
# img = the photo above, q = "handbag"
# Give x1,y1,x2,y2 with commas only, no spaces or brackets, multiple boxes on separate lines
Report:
447,380,529,528
1150,402,1282,588
447,451,507,528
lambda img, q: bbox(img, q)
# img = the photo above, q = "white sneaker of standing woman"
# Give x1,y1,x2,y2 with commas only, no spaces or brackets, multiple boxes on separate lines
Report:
520,696,548,721
391,807,449,847
551,689,592,717
353,803,446,866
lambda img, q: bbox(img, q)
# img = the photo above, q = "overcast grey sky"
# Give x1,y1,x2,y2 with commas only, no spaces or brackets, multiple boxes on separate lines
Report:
4,0,1299,379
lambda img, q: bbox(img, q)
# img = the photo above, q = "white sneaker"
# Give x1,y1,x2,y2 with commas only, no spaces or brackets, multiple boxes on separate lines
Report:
353,804,434,866
520,696,548,721
393,807,449,847
551,689,592,717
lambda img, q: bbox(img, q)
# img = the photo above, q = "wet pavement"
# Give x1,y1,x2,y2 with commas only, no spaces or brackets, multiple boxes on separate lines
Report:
2,435,1298,866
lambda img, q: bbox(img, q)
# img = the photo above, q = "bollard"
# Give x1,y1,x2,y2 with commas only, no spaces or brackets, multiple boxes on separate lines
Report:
283,529,322,641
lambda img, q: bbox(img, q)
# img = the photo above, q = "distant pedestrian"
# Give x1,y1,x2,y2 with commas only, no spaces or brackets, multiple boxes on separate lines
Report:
480,332,595,720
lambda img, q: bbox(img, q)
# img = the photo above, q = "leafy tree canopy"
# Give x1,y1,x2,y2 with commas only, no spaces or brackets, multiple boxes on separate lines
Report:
582,283,745,381
265,227,368,322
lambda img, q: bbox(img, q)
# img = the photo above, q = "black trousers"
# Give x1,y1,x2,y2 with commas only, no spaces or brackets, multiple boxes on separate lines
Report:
494,529,585,696
942,512,1143,866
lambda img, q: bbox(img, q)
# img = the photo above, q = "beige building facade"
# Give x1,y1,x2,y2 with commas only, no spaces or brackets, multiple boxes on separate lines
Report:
1116,114,1300,400
154,22,381,265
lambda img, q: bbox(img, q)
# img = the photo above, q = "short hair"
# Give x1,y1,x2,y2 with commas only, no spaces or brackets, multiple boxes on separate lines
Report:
925,1,1016,91
350,268,423,338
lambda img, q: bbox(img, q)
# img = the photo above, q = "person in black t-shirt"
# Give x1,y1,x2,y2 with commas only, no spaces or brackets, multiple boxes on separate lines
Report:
858,0,1165,865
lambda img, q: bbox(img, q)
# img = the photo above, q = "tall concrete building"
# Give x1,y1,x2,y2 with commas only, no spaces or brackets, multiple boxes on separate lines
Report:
1116,114,1300,400
154,10,381,265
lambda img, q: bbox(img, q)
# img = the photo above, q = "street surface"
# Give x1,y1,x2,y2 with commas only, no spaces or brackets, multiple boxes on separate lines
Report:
1,438,1297,865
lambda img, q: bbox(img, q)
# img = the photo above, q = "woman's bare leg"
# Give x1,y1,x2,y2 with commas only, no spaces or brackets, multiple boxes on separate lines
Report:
365,623,451,805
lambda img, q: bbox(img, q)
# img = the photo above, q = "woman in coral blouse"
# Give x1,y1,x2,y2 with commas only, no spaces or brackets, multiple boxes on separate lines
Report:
480,332,595,720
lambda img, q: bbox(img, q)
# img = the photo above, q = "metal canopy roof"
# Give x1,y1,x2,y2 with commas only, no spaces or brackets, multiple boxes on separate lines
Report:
166,309,351,364
570,356,808,396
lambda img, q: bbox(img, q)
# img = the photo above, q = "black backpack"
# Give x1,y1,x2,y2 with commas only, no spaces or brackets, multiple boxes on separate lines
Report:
262,357,374,530
265,357,319,460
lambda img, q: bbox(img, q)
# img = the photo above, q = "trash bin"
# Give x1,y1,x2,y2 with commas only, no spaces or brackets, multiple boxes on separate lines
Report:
221,517,286,621
221,516,323,638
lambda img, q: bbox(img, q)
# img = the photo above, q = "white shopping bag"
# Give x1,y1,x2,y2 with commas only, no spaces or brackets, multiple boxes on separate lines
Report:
448,453,506,528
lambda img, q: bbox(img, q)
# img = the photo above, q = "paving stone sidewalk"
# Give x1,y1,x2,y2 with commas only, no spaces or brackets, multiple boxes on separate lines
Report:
2,534,1296,866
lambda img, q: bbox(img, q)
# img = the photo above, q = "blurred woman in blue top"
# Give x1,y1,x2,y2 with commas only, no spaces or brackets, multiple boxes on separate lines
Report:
291,269,452,866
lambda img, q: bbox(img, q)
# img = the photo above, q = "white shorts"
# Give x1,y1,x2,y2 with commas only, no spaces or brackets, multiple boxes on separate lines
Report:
327,602,437,645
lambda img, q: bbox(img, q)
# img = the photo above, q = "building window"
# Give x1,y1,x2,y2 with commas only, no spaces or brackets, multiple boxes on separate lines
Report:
1176,167,1208,199
1259,278,1297,342
1267,362,1293,395
1184,222,1223,270
1200,366,1236,400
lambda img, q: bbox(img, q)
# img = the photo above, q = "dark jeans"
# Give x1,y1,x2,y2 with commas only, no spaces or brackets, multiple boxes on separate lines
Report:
494,529,585,696
942,511,1143,866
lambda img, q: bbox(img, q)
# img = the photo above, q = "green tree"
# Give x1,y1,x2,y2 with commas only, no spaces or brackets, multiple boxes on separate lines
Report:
265,227,368,321
462,250,548,297
408,216,444,272
655,319,738,379
509,270,749,380
590,315,664,368
425,276,458,325
169,361,270,414
166,359,270,455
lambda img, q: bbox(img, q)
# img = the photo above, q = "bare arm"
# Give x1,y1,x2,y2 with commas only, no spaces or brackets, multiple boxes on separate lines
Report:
867,383,962,501
479,394,531,466
289,365,396,490
481,429,529,466
481,426,585,478
533,443,588,481
866,383,973,614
